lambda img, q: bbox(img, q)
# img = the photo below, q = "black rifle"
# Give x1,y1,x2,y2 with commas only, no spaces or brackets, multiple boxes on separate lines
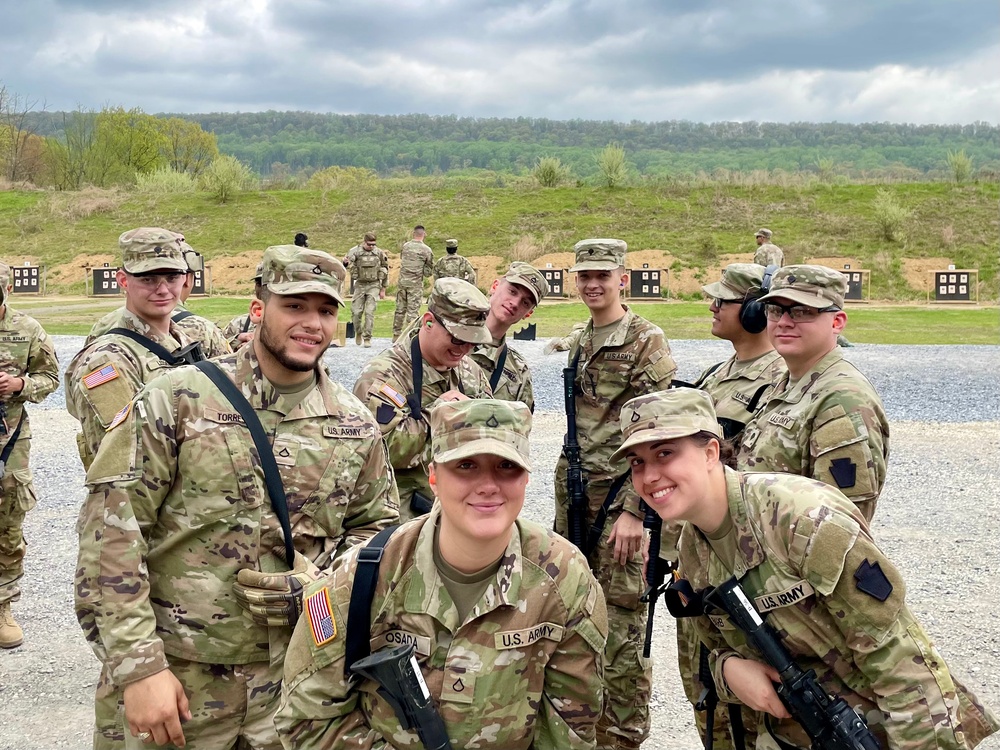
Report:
706,577,881,750
410,490,434,517
350,643,453,750
639,500,672,658
562,362,587,551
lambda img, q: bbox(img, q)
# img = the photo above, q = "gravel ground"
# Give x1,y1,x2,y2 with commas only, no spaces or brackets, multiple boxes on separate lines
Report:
1,335,998,750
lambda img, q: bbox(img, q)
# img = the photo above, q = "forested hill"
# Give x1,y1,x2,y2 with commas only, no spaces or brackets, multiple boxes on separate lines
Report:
23,111,1000,178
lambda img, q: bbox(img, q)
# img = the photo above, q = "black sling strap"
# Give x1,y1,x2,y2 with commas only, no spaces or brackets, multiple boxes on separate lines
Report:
241,315,252,334
106,327,205,365
489,342,509,393
0,410,26,479
746,382,771,415
345,525,400,675
171,310,194,323
406,334,423,418
192,360,296,568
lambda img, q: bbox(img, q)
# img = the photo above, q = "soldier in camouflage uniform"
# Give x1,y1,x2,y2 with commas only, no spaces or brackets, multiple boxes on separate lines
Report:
275,398,609,750
555,239,677,750
471,261,548,412
87,233,231,358
0,262,59,649
343,232,388,347
222,262,264,349
65,228,207,471
618,388,998,750
737,265,889,522
433,238,477,285
753,228,784,267
75,245,399,749
393,225,435,340
355,278,493,522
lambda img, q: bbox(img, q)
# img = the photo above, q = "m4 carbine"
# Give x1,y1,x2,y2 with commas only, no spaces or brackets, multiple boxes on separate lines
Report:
562,363,588,551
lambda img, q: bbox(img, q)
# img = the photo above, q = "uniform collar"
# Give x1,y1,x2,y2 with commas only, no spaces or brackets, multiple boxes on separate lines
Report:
773,347,844,402
233,342,336,417
580,305,637,353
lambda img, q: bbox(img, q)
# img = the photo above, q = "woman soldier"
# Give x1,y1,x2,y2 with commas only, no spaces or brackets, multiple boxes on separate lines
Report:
275,398,609,750
617,388,997,750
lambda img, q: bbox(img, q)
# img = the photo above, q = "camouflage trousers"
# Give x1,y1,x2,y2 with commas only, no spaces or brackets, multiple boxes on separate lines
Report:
351,281,380,341
554,471,651,750
0,444,37,605
392,282,423,339
676,616,758,750
93,658,283,750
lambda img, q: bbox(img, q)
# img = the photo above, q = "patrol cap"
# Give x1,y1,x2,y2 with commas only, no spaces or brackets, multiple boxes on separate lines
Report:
701,263,766,301
611,389,723,464
180,243,204,274
430,398,532,471
261,245,345,305
758,264,846,309
569,238,627,272
755,228,773,239
428,278,492,345
252,261,264,281
119,227,188,274
445,239,459,249
503,261,549,305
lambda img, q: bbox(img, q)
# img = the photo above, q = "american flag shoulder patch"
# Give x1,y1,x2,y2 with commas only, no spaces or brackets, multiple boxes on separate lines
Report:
306,587,338,647
107,402,132,431
379,383,407,408
83,363,120,389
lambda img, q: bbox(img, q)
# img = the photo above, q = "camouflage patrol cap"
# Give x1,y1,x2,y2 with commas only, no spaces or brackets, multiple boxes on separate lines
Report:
261,245,345,305
611,389,722,463
252,262,264,281
758,264,846,309
503,261,549,304
569,238,627,272
428,277,492,345
445,239,459,249
119,227,188,274
755,228,773,239
179,242,204,274
701,263,766,301
430,398,532,471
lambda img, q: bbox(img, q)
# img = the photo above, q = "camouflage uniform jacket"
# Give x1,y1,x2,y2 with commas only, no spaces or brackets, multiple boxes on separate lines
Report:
680,469,998,750
222,312,256,350
397,240,434,286
471,338,534,412
697,350,786,443
87,303,231,358
75,344,399,688
754,243,784,267
737,348,889,521
275,506,609,750
556,307,677,517
344,245,389,287
353,328,492,509
65,309,205,470
0,306,59,457
433,254,477,284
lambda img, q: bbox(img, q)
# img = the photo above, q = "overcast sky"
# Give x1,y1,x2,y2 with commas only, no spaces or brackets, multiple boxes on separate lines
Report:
1,0,997,124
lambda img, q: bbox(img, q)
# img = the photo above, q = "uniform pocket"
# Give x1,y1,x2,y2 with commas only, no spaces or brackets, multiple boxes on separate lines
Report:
179,427,264,527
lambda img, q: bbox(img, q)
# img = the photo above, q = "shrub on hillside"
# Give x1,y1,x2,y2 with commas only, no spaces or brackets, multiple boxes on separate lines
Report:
533,157,570,187
136,167,196,195
946,149,972,183
199,155,256,203
307,166,378,192
596,143,629,188
871,189,911,242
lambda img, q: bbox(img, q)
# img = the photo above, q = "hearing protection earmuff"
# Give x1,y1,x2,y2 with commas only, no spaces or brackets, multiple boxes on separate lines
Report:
738,264,778,334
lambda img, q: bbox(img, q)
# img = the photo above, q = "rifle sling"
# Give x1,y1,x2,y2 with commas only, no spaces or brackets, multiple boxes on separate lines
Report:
407,333,466,420
346,524,400,675
107,327,183,365
585,469,632,557
0,410,26,478
192,360,296,568
171,310,195,323
489,342,508,393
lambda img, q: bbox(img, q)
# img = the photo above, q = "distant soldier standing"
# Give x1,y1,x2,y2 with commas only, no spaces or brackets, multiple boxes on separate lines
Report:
753,228,784,267
471,261,548,412
222,263,264,349
0,261,59,649
392,225,434,340
343,232,388,347
555,239,677,750
355,278,493,522
433,238,477,285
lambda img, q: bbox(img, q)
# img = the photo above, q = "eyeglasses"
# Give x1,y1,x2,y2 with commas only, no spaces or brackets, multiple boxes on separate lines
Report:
126,272,186,289
764,303,841,322
431,312,474,347
364,242,376,248
711,298,740,308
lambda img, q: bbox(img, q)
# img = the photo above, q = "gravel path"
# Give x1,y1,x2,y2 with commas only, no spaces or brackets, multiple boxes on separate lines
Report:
1,336,998,750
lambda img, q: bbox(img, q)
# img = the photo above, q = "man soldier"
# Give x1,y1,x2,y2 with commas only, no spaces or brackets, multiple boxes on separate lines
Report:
470,261,548,412
343,232,388,347
222,262,264,350
0,261,59,649
66,228,208,470
87,232,231,358
355,278,493,522
555,238,677,750
738,264,889,522
392,225,434,340
75,245,399,749
433,238,477,285
753,228,784,266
